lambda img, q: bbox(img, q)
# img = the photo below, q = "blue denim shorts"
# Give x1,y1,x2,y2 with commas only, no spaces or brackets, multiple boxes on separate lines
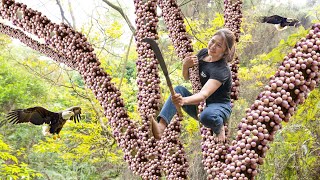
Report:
157,85,232,134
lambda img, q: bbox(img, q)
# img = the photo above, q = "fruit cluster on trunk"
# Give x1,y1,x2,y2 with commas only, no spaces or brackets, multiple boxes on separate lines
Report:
1,0,319,179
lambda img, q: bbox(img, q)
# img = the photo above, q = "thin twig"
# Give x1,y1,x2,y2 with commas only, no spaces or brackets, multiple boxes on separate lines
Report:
101,0,136,33
67,0,76,28
179,0,193,7
55,0,72,27
118,33,134,90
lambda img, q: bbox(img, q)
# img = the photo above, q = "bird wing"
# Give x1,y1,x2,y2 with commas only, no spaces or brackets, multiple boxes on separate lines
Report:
65,106,82,123
260,15,285,24
6,106,57,125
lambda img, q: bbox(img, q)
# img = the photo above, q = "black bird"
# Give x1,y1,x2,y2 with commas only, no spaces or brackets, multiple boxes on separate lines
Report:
259,15,301,31
3,106,82,139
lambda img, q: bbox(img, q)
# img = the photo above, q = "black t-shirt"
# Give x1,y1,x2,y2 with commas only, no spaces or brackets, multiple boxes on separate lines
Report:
196,48,231,104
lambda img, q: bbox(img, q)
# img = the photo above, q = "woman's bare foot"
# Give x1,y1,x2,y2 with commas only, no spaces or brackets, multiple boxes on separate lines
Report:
214,125,226,143
150,116,167,140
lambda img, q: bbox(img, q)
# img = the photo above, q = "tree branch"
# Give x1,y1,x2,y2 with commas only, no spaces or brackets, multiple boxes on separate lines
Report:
67,0,76,28
179,0,193,7
118,33,134,90
55,0,72,27
101,0,135,33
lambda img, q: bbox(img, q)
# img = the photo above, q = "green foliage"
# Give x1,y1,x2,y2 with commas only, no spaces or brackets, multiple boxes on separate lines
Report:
237,28,309,104
250,27,308,67
307,5,320,23
0,136,18,164
0,135,42,179
26,121,124,179
185,13,225,51
0,33,126,179
0,56,48,110
105,21,123,39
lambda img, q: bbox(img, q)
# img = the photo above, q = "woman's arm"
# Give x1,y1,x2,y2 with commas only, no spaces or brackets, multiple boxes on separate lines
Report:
182,55,198,81
182,63,190,80
172,79,222,106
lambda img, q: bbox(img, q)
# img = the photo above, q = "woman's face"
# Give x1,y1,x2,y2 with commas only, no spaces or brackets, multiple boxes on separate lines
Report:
207,35,227,58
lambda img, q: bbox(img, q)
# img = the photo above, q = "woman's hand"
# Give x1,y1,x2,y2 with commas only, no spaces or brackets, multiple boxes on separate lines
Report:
172,93,184,107
183,55,198,68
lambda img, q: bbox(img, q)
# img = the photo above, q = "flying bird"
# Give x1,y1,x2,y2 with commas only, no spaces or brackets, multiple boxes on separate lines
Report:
3,106,82,139
259,15,301,31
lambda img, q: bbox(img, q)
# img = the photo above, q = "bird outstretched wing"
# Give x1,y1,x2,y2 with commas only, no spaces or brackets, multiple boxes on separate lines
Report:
260,15,285,25
5,106,57,125
258,15,301,31
65,106,82,123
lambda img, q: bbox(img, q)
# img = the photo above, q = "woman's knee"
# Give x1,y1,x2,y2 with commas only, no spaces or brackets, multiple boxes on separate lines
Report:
174,86,191,97
174,85,185,93
200,111,223,130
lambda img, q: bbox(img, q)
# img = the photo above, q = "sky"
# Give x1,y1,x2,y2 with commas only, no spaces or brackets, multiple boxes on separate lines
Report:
13,0,312,29
3,0,136,53
15,0,136,30
3,0,318,48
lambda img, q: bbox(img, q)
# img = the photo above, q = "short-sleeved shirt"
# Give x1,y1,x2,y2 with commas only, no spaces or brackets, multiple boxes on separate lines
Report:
196,48,231,104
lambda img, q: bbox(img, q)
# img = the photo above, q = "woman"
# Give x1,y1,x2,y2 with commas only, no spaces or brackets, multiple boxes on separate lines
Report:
152,28,236,143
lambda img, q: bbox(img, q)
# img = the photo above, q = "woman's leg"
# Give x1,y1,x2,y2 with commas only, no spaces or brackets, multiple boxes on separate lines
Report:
152,86,198,139
157,86,198,124
199,103,231,142
151,116,167,140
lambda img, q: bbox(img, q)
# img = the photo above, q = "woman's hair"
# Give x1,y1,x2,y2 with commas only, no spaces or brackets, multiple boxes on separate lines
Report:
213,28,236,62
